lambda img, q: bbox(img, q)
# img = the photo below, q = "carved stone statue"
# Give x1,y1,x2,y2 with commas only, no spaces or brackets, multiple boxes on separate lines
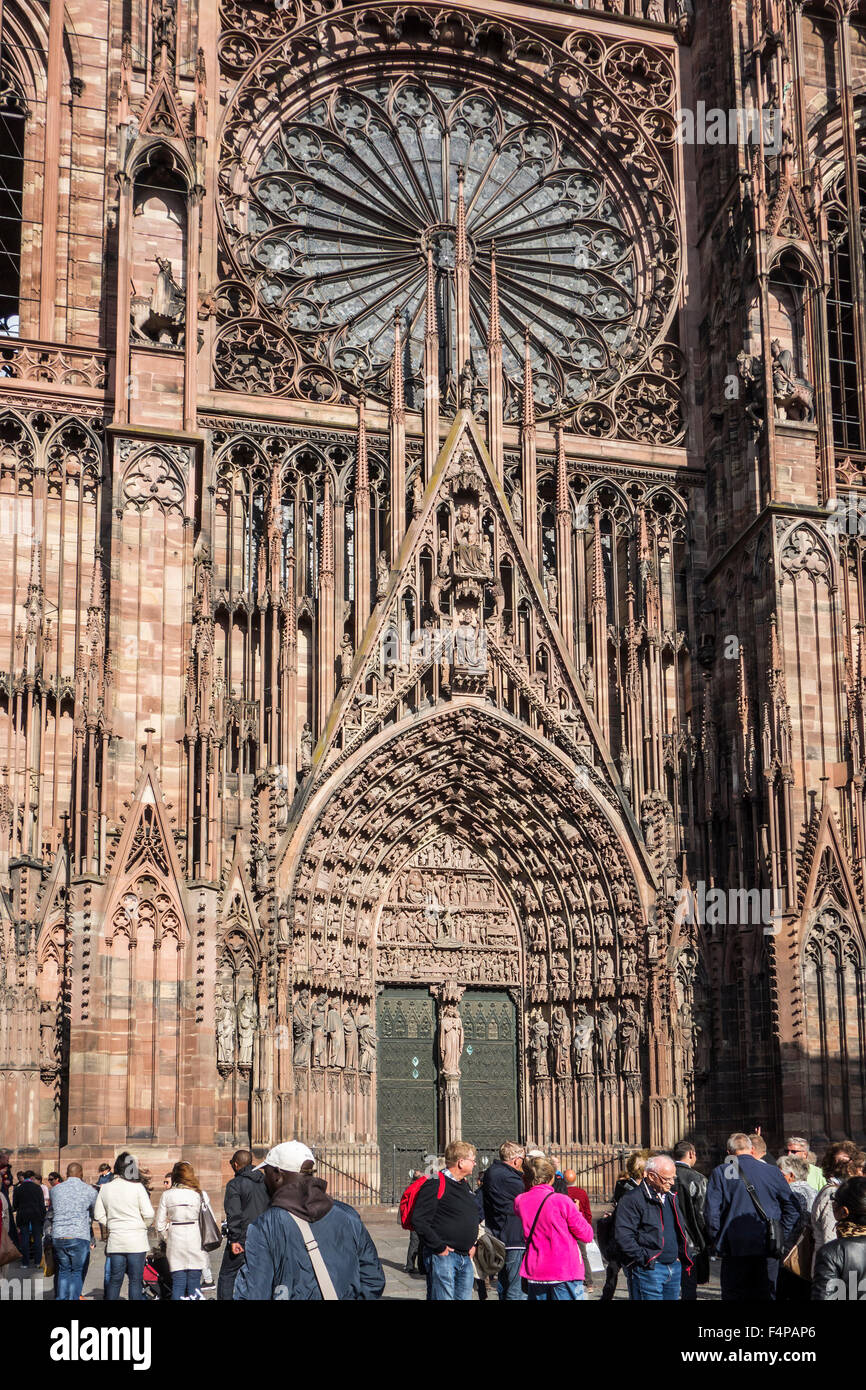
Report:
39,1001,58,1069
620,1000,641,1074
325,996,346,1068
376,550,389,597
453,502,489,577
253,841,268,890
216,983,235,1067
439,1002,464,1077
355,1005,376,1073
412,473,423,516
770,338,814,422
597,1002,617,1073
572,1008,594,1076
343,1004,359,1069
131,257,185,346
293,988,312,1067
340,634,353,684
550,1004,571,1076
528,1008,550,1079
311,995,327,1067
300,722,313,773
237,990,256,1067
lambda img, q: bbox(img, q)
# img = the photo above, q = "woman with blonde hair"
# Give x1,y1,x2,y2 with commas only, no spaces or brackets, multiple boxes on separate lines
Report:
156,1161,211,1300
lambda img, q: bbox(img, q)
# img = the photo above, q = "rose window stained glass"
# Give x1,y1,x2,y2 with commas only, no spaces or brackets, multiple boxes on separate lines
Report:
222,74,676,416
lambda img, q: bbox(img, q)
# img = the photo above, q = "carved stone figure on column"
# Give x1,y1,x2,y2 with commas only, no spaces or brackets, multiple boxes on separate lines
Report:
439,1002,464,1077
597,1002,617,1073
550,1004,571,1076
528,1008,550,1079
325,996,346,1068
572,1008,594,1076
620,999,641,1074
311,994,327,1067
253,841,268,890
216,983,236,1068
237,990,256,1067
293,988,312,1067
356,1004,376,1073
39,1001,58,1070
343,1003,359,1069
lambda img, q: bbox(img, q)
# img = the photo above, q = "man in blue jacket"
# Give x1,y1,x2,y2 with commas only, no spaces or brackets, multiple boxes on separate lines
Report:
479,1141,527,1301
613,1155,693,1300
705,1132,801,1301
234,1142,384,1300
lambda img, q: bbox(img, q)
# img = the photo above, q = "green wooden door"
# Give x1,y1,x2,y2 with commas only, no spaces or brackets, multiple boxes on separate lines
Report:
377,988,437,1198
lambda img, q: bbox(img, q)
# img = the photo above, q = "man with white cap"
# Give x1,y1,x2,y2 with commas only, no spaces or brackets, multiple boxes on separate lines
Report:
233,1141,385,1301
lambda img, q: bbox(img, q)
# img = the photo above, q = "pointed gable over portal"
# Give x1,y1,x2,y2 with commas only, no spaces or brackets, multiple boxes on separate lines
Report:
308,407,634,836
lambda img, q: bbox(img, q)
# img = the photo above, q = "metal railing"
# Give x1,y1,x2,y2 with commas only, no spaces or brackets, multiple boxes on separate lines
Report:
314,1142,635,1208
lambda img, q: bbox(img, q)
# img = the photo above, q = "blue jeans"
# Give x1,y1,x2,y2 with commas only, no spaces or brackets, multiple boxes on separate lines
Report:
630,1259,681,1301
526,1279,585,1300
498,1247,527,1301
107,1251,146,1301
428,1250,475,1301
17,1220,43,1267
54,1237,91,1300
171,1269,202,1300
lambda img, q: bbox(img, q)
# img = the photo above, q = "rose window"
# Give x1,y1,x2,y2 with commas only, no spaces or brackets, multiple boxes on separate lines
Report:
221,73,677,417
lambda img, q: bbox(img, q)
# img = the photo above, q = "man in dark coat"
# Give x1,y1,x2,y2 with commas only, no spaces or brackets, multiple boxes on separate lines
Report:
13,1171,46,1268
234,1142,384,1301
705,1132,801,1301
217,1148,271,1300
673,1139,709,1300
614,1155,693,1300
479,1141,526,1301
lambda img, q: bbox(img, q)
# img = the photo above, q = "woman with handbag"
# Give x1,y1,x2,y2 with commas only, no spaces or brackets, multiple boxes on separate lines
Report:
156,1161,215,1300
514,1154,594,1300
93,1152,155,1300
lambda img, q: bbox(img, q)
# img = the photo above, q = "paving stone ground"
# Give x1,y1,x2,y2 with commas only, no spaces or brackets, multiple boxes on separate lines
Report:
3,1207,722,1301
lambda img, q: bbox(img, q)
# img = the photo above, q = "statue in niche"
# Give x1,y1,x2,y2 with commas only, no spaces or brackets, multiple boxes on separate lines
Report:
215,983,236,1067
620,1000,641,1074
311,995,327,1067
693,1005,711,1076
356,1005,376,1073
550,1004,571,1077
343,1004,359,1069
544,570,558,616
340,634,353,685
770,339,814,422
325,996,346,1068
293,988,312,1067
572,1008,595,1076
439,1002,464,1077
131,257,185,347
453,502,490,577
300,723,313,773
39,1001,58,1069
528,1008,550,1079
597,1002,617,1073
376,551,389,597
253,841,268,890
237,990,256,1067
412,473,424,516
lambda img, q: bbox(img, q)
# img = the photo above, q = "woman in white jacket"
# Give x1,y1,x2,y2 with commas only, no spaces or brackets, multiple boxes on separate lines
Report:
93,1153,155,1301
156,1161,210,1300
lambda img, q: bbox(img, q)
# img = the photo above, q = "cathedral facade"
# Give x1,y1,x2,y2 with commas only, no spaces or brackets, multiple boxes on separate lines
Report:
1,0,865,1189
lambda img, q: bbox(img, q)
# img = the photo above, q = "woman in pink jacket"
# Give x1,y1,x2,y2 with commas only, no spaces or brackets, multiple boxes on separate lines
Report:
515,1155,594,1300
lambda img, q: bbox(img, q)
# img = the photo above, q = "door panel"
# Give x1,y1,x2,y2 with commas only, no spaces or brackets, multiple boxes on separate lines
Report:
377,988,437,1188
459,990,518,1151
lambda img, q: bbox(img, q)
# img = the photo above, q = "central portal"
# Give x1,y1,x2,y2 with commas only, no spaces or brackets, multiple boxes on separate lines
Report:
375,836,522,1170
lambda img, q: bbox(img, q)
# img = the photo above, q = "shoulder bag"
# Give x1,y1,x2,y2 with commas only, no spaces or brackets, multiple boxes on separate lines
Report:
287,1212,339,1300
738,1172,783,1259
198,1194,223,1253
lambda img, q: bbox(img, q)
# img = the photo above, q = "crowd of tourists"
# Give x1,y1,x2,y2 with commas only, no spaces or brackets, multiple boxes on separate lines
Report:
2,1129,865,1301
